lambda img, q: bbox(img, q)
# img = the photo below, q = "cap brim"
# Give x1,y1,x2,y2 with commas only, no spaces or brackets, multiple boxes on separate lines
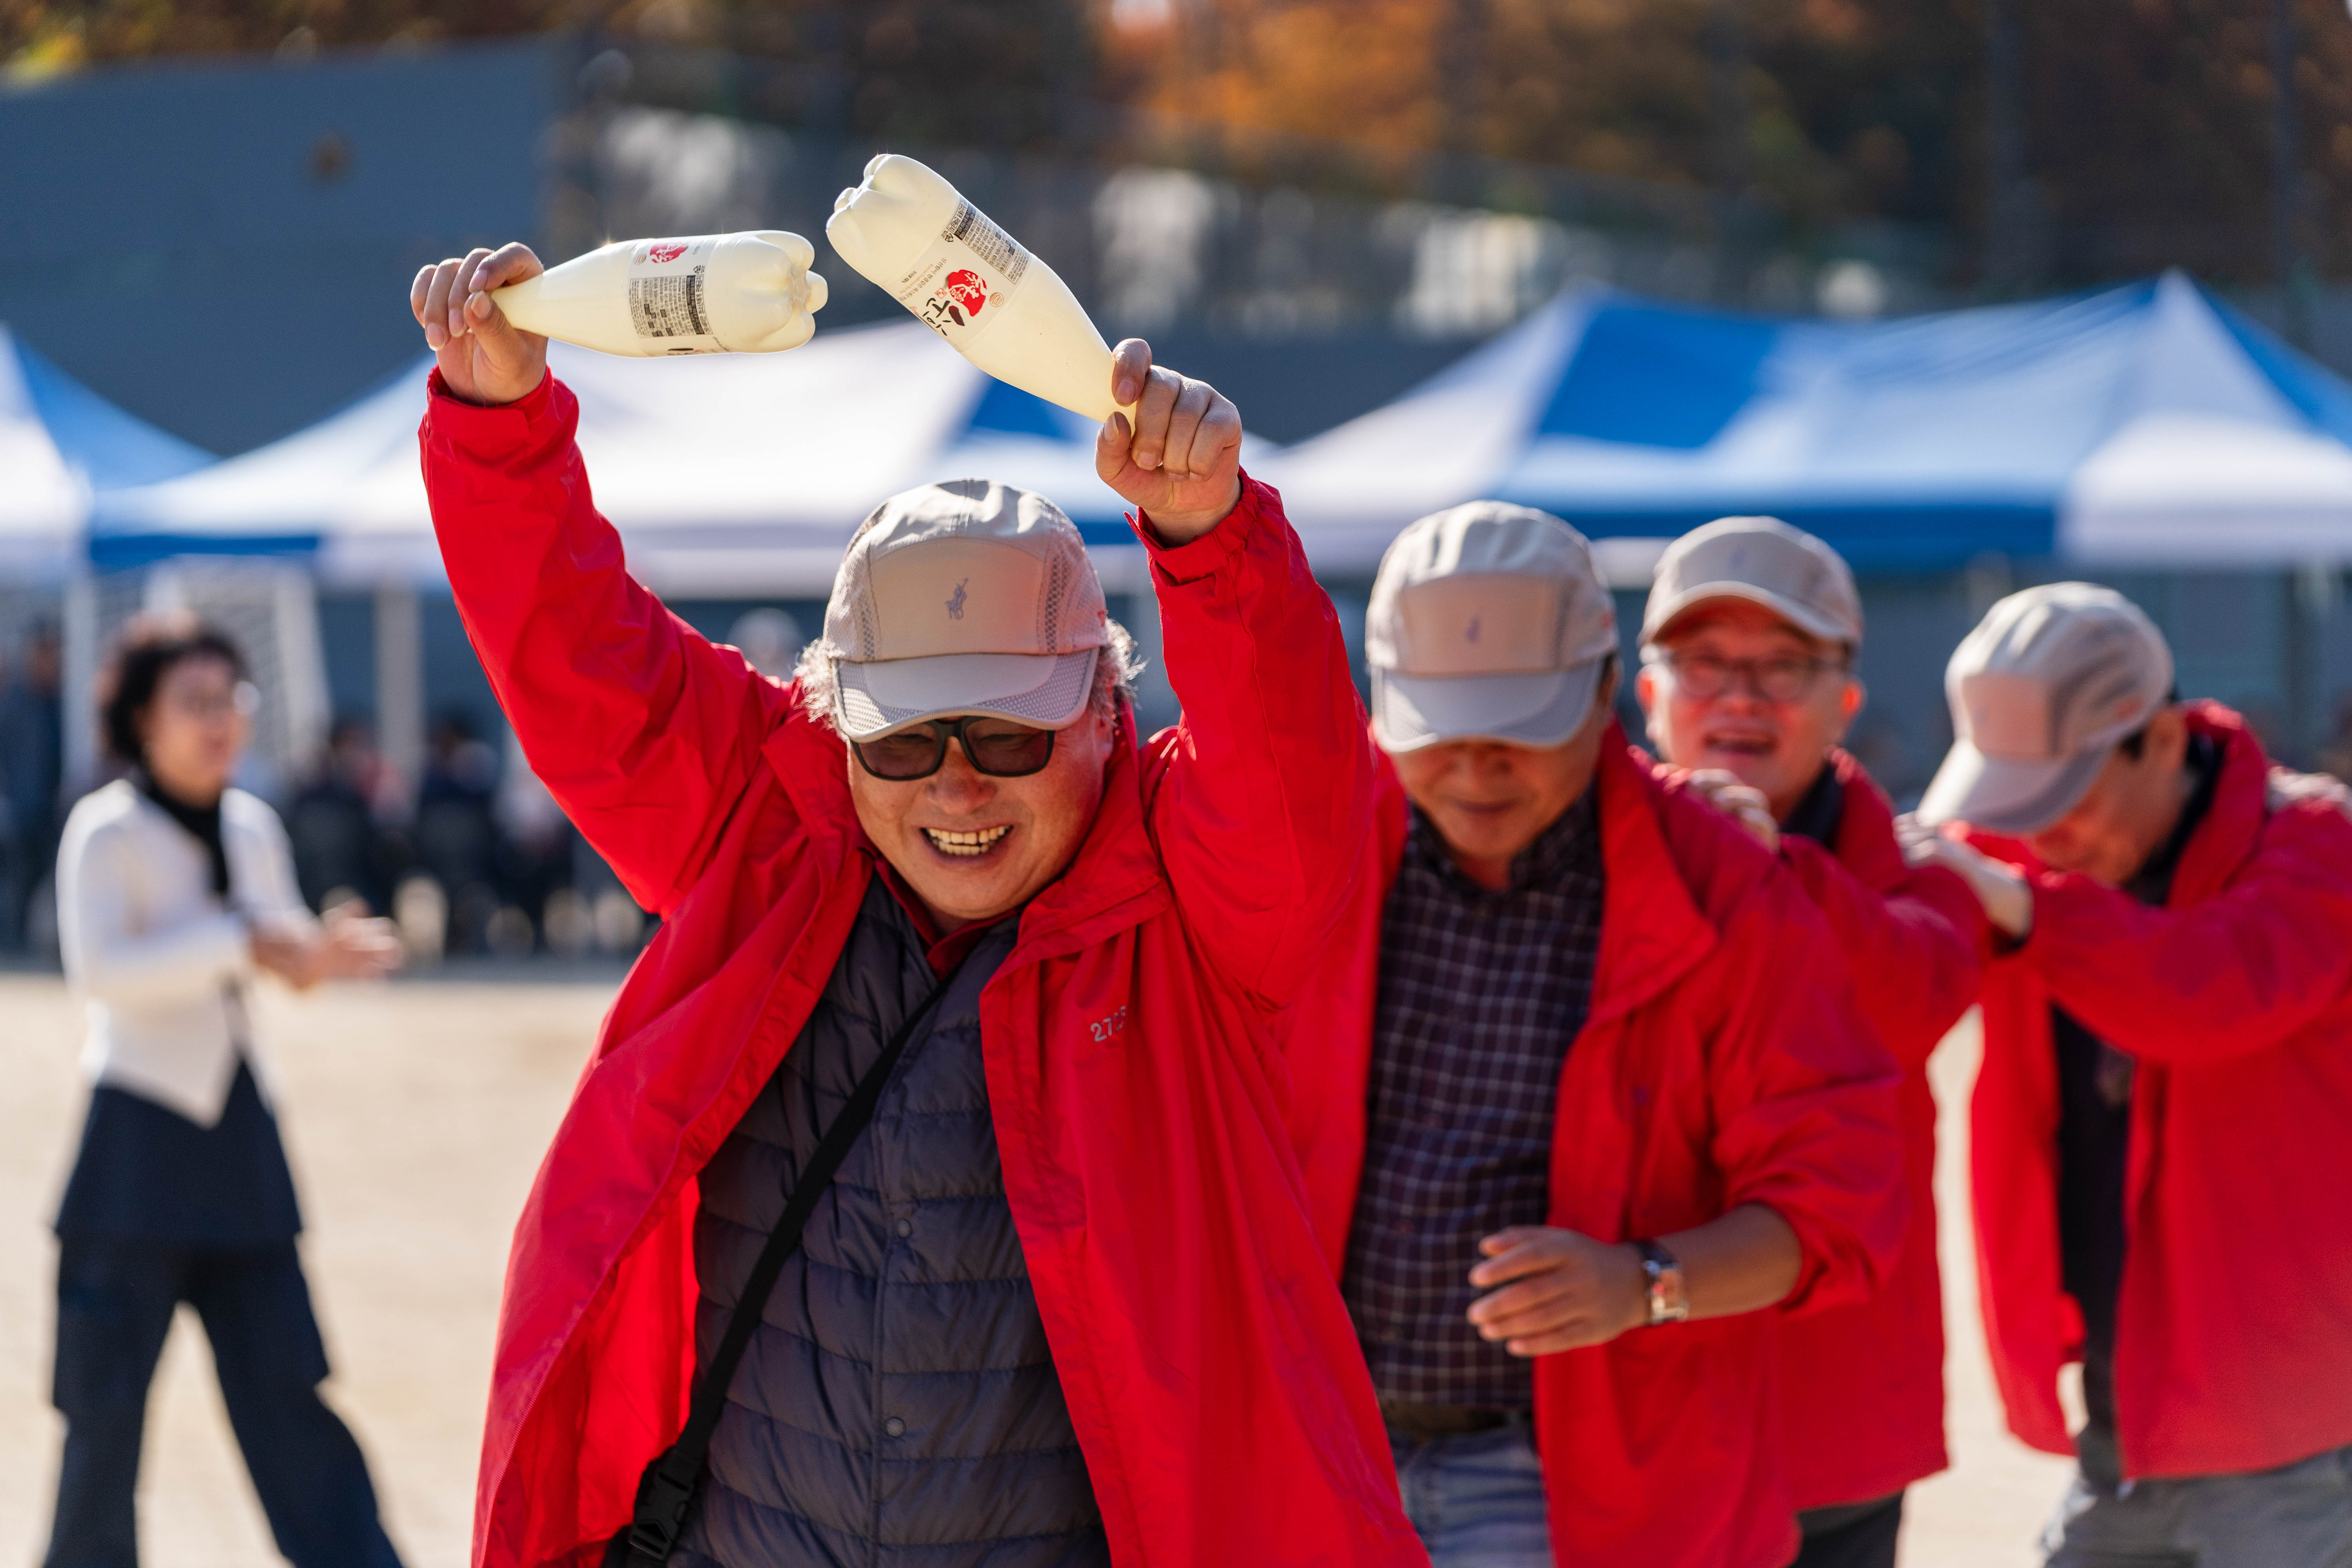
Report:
835,647,1098,741
1644,584,1855,647
1916,739,2109,835
1372,662,1604,752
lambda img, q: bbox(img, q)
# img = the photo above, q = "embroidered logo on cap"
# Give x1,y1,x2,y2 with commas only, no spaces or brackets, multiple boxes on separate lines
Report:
946,579,969,621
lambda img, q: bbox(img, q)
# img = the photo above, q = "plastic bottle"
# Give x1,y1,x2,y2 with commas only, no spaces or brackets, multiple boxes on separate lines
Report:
827,156,1130,423
487,231,826,356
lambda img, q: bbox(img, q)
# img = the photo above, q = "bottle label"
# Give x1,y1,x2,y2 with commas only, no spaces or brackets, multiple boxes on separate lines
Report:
627,238,726,354
888,201,1031,347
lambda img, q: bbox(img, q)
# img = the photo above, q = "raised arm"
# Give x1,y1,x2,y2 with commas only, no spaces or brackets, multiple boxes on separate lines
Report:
2006,805,2352,1064
1094,341,1376,1009
412,245,788,915
1779,838,1984,1070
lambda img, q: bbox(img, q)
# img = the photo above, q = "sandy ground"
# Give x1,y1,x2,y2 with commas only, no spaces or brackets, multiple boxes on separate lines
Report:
0,973,2072,1566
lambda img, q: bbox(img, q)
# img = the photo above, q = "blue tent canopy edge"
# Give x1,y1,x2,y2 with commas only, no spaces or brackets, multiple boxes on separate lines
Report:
17,336,214,490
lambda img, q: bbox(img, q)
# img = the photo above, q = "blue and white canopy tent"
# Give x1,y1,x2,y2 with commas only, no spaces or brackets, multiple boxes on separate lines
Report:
86,320,1226,751
89,320,1224,595
93,322,982,595
1,324,212,580
921,373,1283,561
1264,271,2352,578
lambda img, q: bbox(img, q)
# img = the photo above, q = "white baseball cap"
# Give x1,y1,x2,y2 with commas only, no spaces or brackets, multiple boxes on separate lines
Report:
823,479,1106,742
1918,582,2174,833
1367,501,1619,751
1641,515,1864,649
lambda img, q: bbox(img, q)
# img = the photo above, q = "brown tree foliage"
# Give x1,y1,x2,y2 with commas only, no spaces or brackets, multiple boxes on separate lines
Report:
2,0,1093,148
1114,0,2352,283
9,0,2350,281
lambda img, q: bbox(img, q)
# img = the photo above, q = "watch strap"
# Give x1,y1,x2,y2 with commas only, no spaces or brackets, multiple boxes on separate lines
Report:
1635,1239,1689,1325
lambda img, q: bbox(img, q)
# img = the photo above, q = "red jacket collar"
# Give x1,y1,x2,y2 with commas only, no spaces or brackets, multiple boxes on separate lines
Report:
1824,747,1907,890
2167,702,2270,906
1374,722,1723,1031
1586,726,1720,1029
761,690,1169,966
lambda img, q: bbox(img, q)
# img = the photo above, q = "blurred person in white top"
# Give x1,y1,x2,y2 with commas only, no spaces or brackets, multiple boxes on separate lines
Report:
45,615,405,1568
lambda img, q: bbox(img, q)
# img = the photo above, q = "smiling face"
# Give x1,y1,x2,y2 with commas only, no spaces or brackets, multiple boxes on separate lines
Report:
1636,599,1861,821
1389,662,1619,891
848,699,1117,933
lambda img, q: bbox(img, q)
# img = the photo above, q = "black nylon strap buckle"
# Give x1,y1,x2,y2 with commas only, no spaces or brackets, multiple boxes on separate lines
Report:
625,1454,698,1559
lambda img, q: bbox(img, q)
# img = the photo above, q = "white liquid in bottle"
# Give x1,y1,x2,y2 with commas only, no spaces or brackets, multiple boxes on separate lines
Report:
827,156,1129,423
488,231,827,356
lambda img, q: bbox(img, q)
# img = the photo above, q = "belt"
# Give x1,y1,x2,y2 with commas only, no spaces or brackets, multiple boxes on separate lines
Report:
1379,1398,1531,1439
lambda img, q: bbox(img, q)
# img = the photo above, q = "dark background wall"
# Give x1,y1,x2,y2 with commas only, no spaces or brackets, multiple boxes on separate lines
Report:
0,40,556,455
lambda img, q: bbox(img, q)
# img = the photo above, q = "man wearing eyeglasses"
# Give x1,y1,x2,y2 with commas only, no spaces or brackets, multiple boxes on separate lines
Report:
1283,501,1903,1568
409,244,1421,1568
1632,517,1986,1568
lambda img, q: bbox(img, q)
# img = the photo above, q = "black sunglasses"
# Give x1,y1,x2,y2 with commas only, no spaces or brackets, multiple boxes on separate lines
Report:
851,714,1058,781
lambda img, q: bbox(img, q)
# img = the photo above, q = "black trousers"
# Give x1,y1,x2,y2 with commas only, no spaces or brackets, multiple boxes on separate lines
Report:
1792,1491,1905,1568
45,1236,404,1568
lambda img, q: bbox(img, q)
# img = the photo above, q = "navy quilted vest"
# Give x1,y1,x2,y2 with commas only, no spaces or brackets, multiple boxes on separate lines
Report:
673,877,1110,1568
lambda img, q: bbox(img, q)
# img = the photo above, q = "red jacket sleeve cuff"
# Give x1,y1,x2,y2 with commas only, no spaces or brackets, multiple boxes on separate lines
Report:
423,367,561,452
1132,470,1274,585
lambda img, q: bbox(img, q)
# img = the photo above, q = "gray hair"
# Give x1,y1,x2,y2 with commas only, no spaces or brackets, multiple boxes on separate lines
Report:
793,617,1145,737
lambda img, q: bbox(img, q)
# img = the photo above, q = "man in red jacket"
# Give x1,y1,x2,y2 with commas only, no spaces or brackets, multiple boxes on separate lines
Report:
408,245,1423,1568
1911,582,2352,1566
1632,517,1983,1568
1284,501,1904,1568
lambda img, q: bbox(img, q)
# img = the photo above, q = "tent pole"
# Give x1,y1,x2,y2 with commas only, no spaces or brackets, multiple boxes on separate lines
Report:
375,583,425,811
2286,562,2336,768
61,570,98,792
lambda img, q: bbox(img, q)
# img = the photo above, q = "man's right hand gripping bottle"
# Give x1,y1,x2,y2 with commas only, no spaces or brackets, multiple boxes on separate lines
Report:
827,155,1132,424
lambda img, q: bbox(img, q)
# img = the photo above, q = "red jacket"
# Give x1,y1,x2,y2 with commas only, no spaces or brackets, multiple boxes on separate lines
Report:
1757,752,1982,1509
419,374,1425,1568
1287,732,1907,1568
1969,703,2352,1479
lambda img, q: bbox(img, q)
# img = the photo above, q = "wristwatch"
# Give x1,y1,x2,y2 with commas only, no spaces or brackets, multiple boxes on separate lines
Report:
1635,1239,1689,1326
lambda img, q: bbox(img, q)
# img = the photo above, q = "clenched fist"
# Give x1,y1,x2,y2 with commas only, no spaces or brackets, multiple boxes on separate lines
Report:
411,243,548,407
1094,339,1242,546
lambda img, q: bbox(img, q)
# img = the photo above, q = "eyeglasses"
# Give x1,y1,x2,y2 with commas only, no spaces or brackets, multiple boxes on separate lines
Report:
1648,649,1846,703
851,715,1058,781
162,681,261,722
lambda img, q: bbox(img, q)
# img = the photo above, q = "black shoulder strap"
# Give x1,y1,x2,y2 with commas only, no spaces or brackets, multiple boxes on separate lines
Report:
607,943,978,1566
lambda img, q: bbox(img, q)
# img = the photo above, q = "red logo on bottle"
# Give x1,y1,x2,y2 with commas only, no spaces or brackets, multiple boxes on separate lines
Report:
946,269,988,317
648,242,688,263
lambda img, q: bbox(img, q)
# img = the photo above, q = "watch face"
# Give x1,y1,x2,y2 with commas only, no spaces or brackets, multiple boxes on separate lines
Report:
1640,1243,1688,1324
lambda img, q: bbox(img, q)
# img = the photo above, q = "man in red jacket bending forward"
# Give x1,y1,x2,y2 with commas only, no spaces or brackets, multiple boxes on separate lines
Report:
409,245,1422,1568
1633,517,1984,1568
1912,583,2352,1566
1284,501,1905,1568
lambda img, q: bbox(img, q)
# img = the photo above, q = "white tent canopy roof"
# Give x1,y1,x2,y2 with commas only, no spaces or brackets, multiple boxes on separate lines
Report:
92,321,1220,597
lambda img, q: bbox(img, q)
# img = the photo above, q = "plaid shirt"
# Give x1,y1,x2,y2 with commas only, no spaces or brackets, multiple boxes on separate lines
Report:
1341,787,1604,1410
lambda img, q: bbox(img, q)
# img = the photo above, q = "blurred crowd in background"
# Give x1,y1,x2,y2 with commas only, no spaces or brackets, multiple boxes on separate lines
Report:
0,621,652,965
